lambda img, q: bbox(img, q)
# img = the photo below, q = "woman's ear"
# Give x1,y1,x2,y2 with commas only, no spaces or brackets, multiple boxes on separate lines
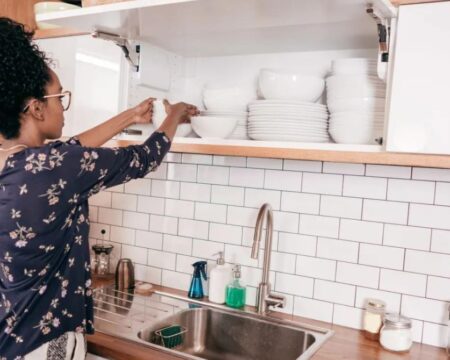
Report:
27,100,45,121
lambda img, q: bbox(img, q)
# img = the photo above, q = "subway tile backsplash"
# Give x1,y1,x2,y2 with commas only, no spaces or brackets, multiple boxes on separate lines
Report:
89,155,450,348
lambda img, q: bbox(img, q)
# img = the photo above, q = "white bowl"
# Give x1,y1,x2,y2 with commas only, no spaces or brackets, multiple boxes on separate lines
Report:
329,126,383,144
258,69,324,102
151,100,193,137
326,75,385,100
332,58,378,75
191,116,238,139
34,1,80,14
203,86,256,112
328,97,385,113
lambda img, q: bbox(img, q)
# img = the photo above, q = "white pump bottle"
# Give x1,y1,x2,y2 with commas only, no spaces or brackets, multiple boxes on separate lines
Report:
208,251,233,304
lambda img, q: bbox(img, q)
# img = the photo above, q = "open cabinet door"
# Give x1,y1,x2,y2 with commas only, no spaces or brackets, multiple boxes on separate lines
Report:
386,1,450,155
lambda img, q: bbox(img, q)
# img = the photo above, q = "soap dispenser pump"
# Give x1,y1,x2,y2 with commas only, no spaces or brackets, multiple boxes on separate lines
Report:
188,261,207,299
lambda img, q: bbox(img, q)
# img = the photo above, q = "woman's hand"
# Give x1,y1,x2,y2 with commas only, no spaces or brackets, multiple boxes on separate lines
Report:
163,99,199,124
132,98,155,124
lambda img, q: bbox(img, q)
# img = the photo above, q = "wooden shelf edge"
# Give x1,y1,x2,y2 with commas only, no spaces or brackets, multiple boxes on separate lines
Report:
34,27,90,39
102,139,450,168
390,0,448,5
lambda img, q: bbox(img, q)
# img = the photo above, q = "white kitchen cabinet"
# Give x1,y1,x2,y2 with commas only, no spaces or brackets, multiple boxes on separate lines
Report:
386,1,450,155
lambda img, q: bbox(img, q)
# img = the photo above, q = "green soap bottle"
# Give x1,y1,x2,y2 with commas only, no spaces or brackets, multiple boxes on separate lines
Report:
225,264,246,309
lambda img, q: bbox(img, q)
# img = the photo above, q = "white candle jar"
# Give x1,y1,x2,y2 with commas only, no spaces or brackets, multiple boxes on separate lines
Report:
363,298,386,340
379,313,413,352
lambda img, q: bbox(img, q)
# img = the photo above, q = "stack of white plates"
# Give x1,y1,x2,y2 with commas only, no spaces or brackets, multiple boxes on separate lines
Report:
327,58,385,144
201,111,249,140
248,100,329,142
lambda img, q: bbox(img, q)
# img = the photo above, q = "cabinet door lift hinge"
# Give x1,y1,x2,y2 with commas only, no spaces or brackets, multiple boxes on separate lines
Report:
92,30,140,72
367,5,391,63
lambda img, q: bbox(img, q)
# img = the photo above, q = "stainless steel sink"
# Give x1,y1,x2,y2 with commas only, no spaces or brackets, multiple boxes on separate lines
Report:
93,285,332,360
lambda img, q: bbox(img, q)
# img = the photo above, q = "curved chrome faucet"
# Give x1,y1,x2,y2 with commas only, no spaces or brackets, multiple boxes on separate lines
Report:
251,203,286,314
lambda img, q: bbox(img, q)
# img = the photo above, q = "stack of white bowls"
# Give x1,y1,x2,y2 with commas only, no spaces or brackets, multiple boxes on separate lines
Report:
327,58,385,144
193,85,255,139
248,69,329,142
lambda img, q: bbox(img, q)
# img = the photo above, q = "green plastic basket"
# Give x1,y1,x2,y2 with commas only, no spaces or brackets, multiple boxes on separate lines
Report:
154,325,187,349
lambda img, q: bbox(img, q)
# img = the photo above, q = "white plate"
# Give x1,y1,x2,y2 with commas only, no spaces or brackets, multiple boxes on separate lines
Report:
249,133,330,142
249,113,328,121
250,99,327,108
248,123,328,130
249,104,327,112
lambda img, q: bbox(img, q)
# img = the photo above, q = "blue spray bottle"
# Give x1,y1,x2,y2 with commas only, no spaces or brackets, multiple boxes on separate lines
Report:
188,261,207,299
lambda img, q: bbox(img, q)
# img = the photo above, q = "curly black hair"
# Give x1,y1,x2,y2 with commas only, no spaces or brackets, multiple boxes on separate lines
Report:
0,17,51,139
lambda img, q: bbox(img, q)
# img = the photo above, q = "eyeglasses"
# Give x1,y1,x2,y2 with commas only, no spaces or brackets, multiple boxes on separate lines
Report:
22,90,72,113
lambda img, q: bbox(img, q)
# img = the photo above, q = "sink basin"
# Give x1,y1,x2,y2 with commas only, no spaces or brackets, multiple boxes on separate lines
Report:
138,307,328,360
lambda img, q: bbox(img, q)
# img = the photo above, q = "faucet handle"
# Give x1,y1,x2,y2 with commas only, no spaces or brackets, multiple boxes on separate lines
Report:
266,293,286,310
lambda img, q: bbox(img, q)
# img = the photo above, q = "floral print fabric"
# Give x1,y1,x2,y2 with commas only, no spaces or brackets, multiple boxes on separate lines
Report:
0,132,171,359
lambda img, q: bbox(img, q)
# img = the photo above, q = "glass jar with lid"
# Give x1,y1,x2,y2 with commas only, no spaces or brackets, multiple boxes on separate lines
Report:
379,313,413,352
363,298,386,340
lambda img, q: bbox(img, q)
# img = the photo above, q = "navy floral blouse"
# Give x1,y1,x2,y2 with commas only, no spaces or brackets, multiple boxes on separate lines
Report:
0,132,171,359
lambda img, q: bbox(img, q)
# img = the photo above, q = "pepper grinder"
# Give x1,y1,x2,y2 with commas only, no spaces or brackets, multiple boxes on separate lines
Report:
115,258,135,290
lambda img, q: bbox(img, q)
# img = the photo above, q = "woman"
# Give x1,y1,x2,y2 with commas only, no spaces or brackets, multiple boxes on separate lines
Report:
0,17,198,359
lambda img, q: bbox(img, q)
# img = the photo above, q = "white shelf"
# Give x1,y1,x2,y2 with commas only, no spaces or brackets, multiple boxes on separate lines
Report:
36,0,397,56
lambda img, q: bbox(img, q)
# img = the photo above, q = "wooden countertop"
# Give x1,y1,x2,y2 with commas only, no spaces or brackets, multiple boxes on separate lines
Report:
89,279,448,360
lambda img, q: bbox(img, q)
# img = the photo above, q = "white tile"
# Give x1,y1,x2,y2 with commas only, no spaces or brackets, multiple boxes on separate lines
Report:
388,179,435,204
145,162,167,179
323,162,365,175
422,322,448,348
247,157,282,170
110,226,135,245
435,182,450,206
211,185,244,206
135,230,163,250
317,237,359,263
245,286,257,307
431,229,450,254
405,249,450,277
284,160,322,173
107,184,124,193
163,234,192,255
355,287,401,313
410,204,450,230
176,255,213,274
90,191,112,207
379,269,427,297
192,239,225,260
365,165,411,179
427,276,450,301
240,266,264,287
162,270,191,291
363,199,408,225
384,224,431,251
314,280,355,306
296,255,336,281
333,305,364,330
181,153,212,165
245,188,280,210
278,233,317,257
293,297,333,323
281,192,320,215
273,211,299,233
320,195,362,219
275,273,314,297
123,211,149,230
412,167,450,182
112,193,137,211
121,245,147,265
213,155,246,167
89,206,98,222
359,244,404,270
124,178,151,195
339,219,383,244
149,215,178,235
98,208,122,226
343,176,387,200
229,167,264,188
180,182,211,202
302,173,343,195
336,262,379,288
198,165,229,185
299,214,339,238
89,223,110,240
401,295,448,324
195,203,227,223
134,264,161,285
411,319,424,343
227,206,258,227
224,244,258,268
209,223,242,245
147,249,176,270
164,153,182,163
165,198,194,219
151,180,180,199
241,227,278,251
269,251,296,273
137,196,165,215
265,170,302,192
167,163,197,182
178,219,209,240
